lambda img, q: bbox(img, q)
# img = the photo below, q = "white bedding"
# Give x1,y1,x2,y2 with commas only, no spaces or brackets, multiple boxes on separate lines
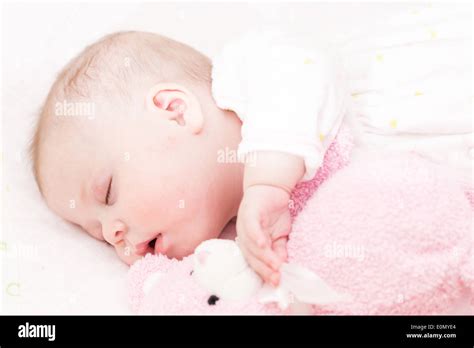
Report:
339,4,472,184
1,2,470,314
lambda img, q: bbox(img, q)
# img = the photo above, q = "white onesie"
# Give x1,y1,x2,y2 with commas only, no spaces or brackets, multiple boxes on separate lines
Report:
211,30,349,181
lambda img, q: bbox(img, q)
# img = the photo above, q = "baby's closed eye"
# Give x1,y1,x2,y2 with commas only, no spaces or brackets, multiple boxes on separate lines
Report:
105,177,113,205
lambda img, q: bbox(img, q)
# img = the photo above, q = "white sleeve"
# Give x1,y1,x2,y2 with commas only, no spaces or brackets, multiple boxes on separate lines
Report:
211,30,349,181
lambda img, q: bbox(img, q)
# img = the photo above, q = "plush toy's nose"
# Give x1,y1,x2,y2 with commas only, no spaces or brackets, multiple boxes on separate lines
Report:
207,295,219,305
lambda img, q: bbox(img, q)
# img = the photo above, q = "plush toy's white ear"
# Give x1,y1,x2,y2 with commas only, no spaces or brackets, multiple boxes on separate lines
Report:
258,263,352,312
193,239,262,300
281,263,352,304
194,240,247,286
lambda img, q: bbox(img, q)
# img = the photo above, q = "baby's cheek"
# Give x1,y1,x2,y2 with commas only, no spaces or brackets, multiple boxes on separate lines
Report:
128,185,187,226
129,191,166,224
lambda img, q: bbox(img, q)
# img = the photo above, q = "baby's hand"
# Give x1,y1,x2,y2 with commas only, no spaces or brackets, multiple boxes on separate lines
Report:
236,184,292,286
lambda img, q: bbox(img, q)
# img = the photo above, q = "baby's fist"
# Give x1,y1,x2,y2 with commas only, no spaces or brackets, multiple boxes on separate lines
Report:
236,184,292,285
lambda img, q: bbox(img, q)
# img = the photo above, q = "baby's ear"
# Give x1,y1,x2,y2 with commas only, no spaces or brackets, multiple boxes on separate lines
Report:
146,83,204,134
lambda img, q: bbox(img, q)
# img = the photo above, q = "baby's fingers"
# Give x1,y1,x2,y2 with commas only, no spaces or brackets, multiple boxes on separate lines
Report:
243,214,270,248
272,236,288,263
241,245,280,286
241,233,281,272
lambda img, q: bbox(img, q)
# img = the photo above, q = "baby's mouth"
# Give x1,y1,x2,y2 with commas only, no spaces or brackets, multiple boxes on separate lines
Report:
135,233,163,255
148,233,164,255
148,238,156,250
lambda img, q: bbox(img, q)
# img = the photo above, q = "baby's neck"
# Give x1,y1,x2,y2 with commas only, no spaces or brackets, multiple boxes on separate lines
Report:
209,107,243,242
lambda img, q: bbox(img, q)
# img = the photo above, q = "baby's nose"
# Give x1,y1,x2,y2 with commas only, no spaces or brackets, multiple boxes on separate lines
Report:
104,220,127,245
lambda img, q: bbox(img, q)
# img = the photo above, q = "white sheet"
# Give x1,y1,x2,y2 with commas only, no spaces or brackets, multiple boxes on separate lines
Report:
1,2,470,314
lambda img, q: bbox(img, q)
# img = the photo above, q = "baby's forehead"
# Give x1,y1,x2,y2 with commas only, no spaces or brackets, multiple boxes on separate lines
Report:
39,114,100,182
39,121,112,219
43,113,94,151
43,96,123,144
39,96,135,174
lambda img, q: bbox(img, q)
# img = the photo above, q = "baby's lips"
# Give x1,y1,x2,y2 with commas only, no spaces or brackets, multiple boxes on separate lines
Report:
134,240,153,255
154,233,167,255
134,233,161,255
134,233,168,256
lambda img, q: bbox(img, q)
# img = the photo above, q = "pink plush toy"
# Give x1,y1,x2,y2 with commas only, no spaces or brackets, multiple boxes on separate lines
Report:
127,126,473,314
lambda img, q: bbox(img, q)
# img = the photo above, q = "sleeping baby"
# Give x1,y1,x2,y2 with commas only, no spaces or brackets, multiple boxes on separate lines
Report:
29,30,348,286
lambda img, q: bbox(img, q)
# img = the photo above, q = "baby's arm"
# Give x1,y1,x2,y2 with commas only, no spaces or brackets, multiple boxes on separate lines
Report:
236,151,304,285
212,30,348,285
244,151,305,195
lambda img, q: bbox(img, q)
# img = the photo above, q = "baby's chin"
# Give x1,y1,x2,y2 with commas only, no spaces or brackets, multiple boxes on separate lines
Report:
160,238,206,261
124,241,197,265
160,244,197,261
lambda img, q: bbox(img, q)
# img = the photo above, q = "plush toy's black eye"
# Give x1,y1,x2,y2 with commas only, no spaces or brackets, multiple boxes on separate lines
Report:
190,270,194,275
207,295,219,305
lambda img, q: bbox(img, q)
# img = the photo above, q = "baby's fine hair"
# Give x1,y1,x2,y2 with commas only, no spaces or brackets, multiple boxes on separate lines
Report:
29,31,212,195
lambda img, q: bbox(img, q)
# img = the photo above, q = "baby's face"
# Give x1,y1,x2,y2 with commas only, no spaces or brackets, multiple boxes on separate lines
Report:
41,87,235,265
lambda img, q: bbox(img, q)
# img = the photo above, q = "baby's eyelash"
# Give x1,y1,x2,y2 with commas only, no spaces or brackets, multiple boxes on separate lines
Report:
105,177,112,205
